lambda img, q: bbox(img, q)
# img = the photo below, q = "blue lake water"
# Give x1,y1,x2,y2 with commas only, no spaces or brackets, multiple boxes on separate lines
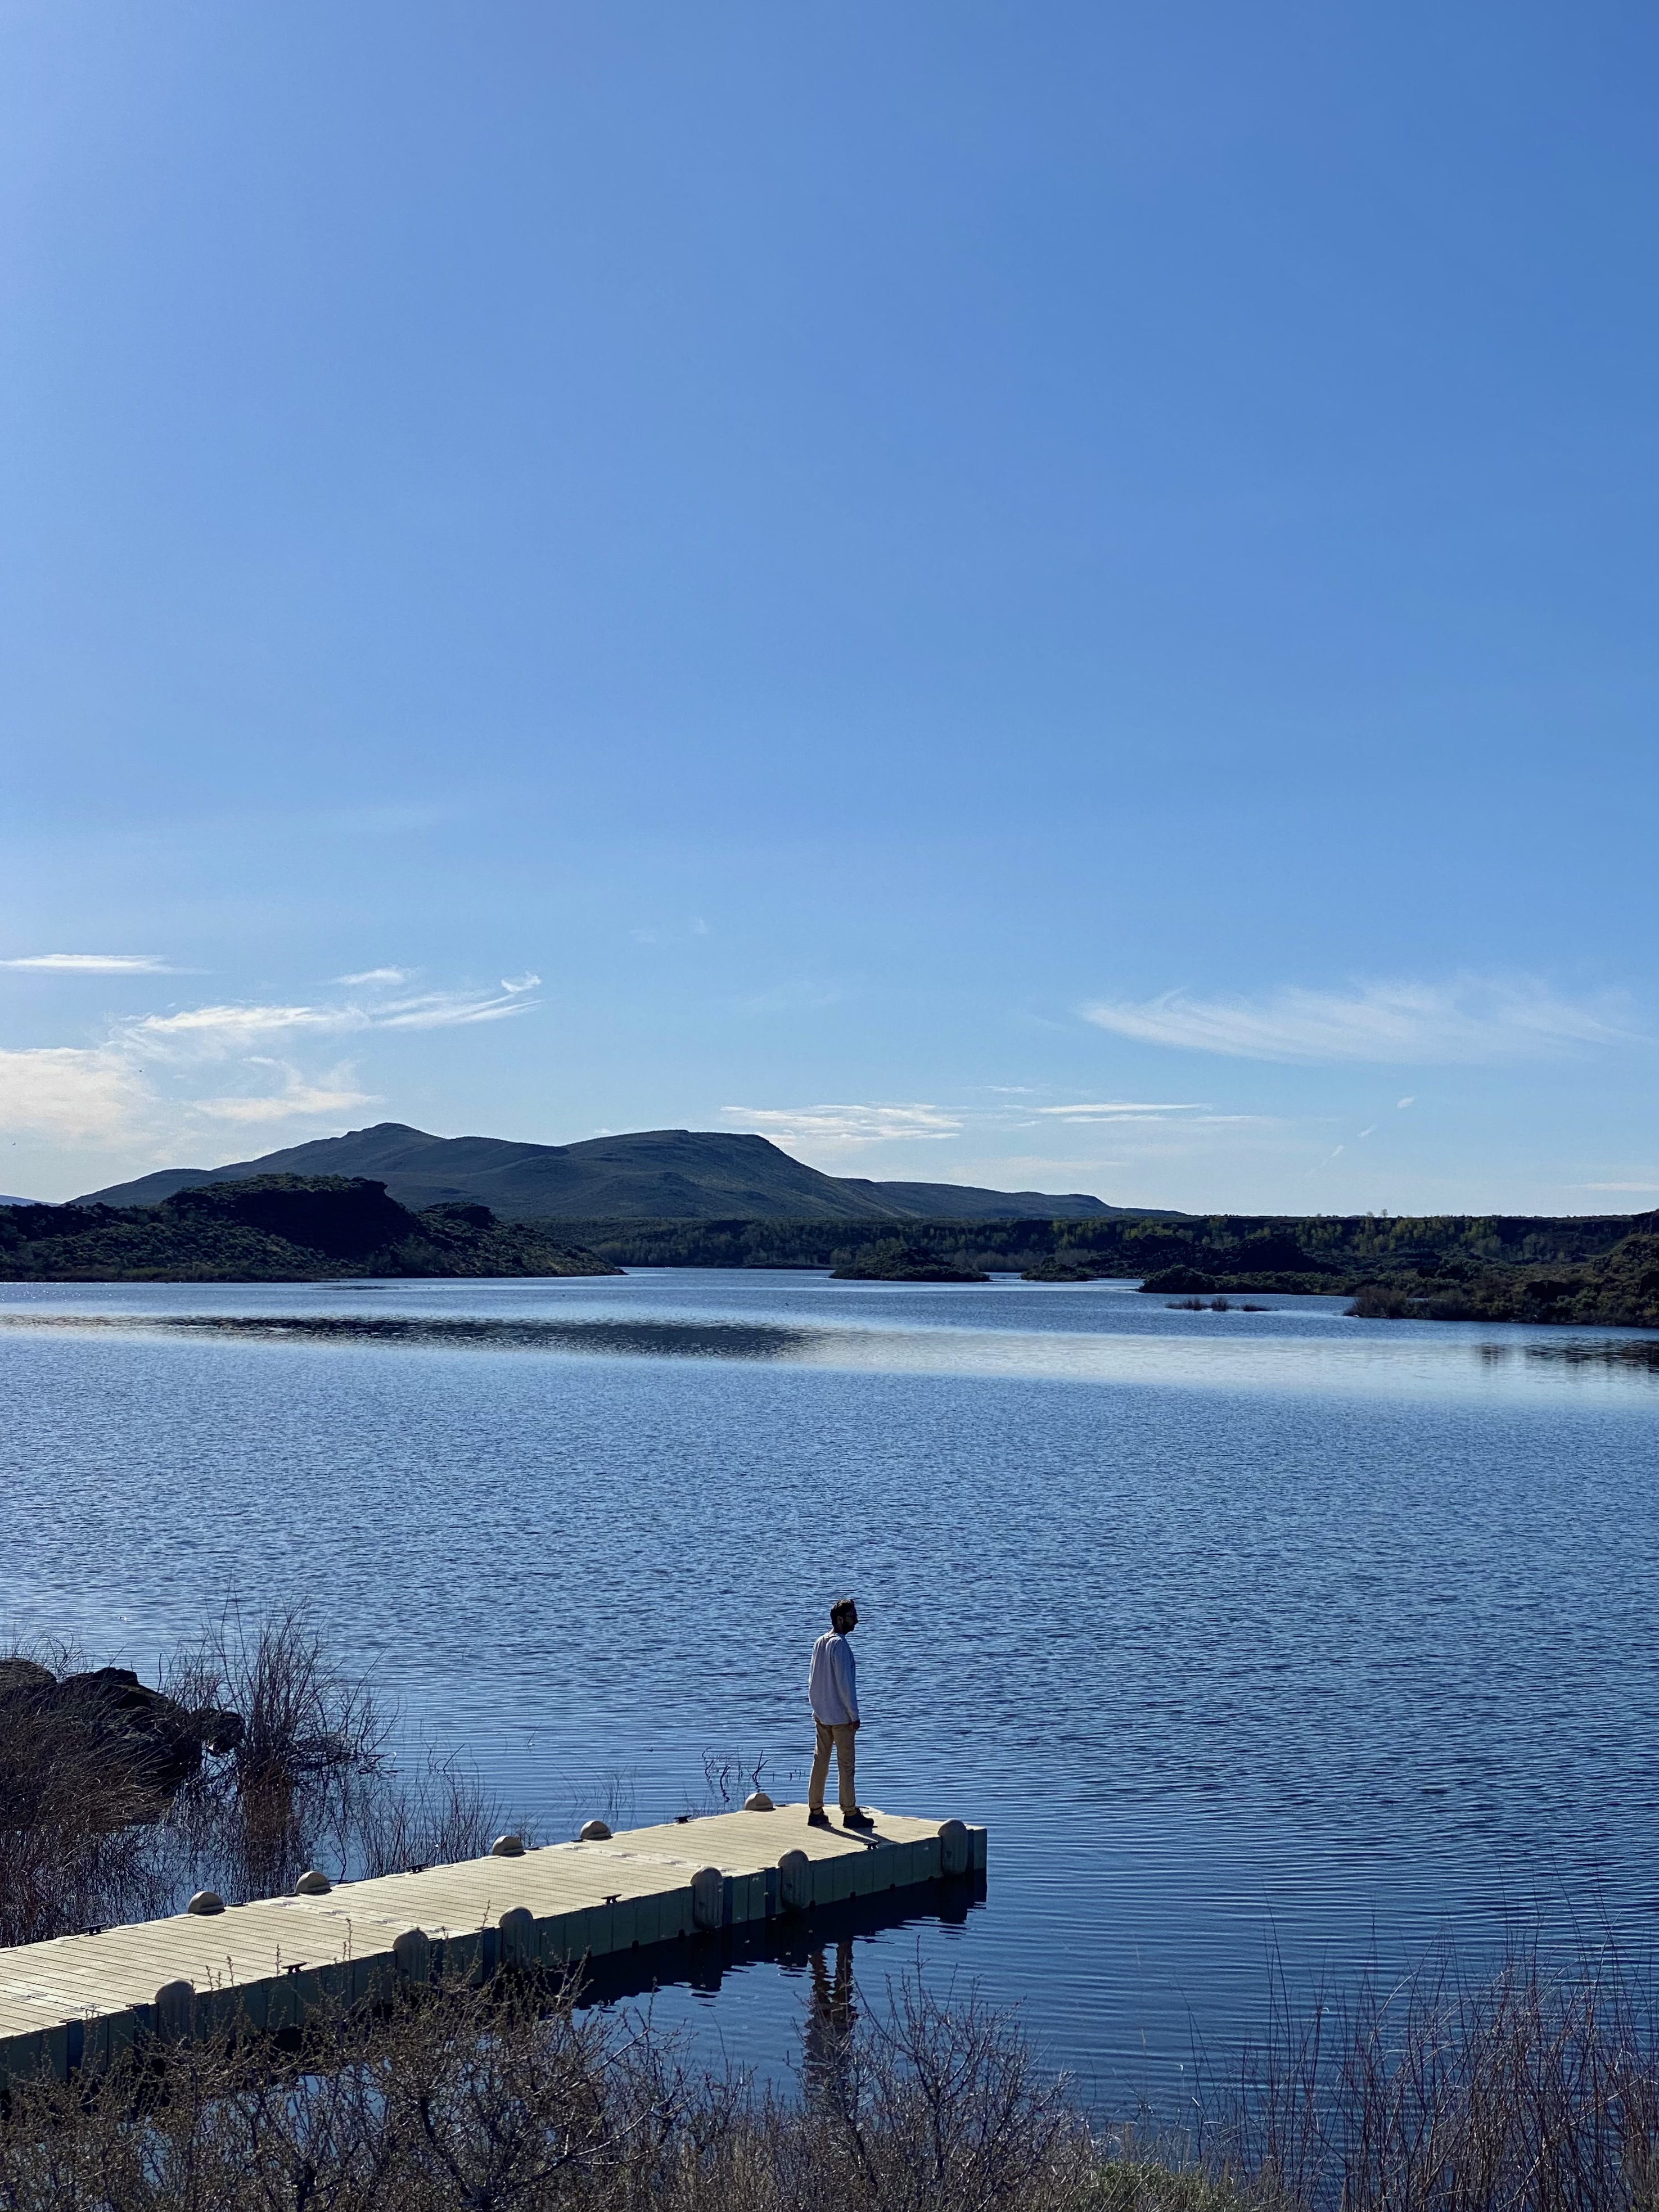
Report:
2,1268,1656,2112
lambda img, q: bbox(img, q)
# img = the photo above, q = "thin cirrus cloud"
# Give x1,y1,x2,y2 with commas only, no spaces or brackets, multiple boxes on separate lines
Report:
1036,1102,1207,1120
124,978,540,1058
723,1103,962,1146
0,973,541,1152
191,1063,380,1125
1,952,181,974
335,967,411,986
1082,978,1640,1065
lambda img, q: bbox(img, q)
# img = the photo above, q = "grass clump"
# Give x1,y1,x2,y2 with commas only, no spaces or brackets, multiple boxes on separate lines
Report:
0,1966,1113,2212
0,1609,506,1947
1208,1936,1659,2210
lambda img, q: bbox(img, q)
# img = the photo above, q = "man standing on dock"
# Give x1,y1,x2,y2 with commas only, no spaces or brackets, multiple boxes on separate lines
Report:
808,1597,872,1829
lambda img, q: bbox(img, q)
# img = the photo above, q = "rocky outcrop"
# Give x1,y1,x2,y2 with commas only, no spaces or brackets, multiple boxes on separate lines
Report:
0,1660,244,1826
0,1175,623,1282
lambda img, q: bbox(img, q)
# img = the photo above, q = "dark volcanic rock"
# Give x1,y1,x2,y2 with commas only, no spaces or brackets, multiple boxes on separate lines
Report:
163,1176,413,1260
0,1662,243,1825
0,1173,623,1283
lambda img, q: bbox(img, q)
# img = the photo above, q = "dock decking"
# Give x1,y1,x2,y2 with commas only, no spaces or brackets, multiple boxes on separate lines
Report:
0,1803,987,2085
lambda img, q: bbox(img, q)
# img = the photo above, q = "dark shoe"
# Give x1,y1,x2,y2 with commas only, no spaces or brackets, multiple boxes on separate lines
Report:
806,1809,831,1828
841,1809,875,1830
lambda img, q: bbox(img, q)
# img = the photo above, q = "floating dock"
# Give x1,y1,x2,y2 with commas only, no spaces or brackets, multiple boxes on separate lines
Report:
0,1803,987,2086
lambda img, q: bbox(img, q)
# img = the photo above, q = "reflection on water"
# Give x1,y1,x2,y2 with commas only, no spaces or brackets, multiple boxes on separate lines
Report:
2,1300,1654,1391
1505,1338,1659,1374
1,1268,1657,2107
803,1936,858,2110
0,1311,813,1361
571,1876,984,2017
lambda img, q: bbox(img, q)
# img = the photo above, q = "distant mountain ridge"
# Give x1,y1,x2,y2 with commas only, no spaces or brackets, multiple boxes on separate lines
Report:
78,1122,1178,1223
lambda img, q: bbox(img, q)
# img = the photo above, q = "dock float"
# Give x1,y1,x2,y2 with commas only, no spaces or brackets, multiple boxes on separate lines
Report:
0,1803,986,2086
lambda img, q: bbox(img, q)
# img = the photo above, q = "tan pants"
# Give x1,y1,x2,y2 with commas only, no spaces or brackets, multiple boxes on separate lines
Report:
809,1719,858,1813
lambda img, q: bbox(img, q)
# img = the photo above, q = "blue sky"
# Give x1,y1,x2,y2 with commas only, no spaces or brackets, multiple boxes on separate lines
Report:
1,1,1653,1212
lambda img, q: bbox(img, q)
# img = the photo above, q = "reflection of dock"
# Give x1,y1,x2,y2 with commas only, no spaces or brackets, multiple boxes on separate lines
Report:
0,1803,987,2084
576,1854,988,2007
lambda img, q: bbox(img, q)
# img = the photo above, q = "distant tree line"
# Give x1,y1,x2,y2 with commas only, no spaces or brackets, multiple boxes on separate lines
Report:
2,1185,1653,1324
554,1208,1651,1275
553,1210,1659,1328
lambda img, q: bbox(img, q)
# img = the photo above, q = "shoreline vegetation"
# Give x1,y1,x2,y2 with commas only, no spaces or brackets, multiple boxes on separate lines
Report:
1,1179,1655,1327
8,1618,1659,2209
583,1212,1659,1328
0,1612,499,1952
8,1948,1659,2212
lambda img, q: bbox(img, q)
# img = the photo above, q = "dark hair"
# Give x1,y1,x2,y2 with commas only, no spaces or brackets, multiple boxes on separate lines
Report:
830,1596,856,1626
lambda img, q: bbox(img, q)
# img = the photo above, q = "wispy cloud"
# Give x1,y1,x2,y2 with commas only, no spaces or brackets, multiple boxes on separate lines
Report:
189,1059,379,1126
1083,978,1639,1064
130,1003,361,1054
126,979,540,1060
722,1103,962,1146
0,969,540,1154
0,1047,155,1144
336,967,411,986
1036,1101,1207,1119
377,976,540,1028
1034,1102,1270,1132
1,953,180,974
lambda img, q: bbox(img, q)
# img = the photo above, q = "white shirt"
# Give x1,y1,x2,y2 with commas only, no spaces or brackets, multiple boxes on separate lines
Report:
807,1630,859,1726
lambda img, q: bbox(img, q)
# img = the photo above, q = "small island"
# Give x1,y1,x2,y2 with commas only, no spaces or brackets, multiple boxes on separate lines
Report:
1022,1256,1119,1282
830,1241,990,1283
